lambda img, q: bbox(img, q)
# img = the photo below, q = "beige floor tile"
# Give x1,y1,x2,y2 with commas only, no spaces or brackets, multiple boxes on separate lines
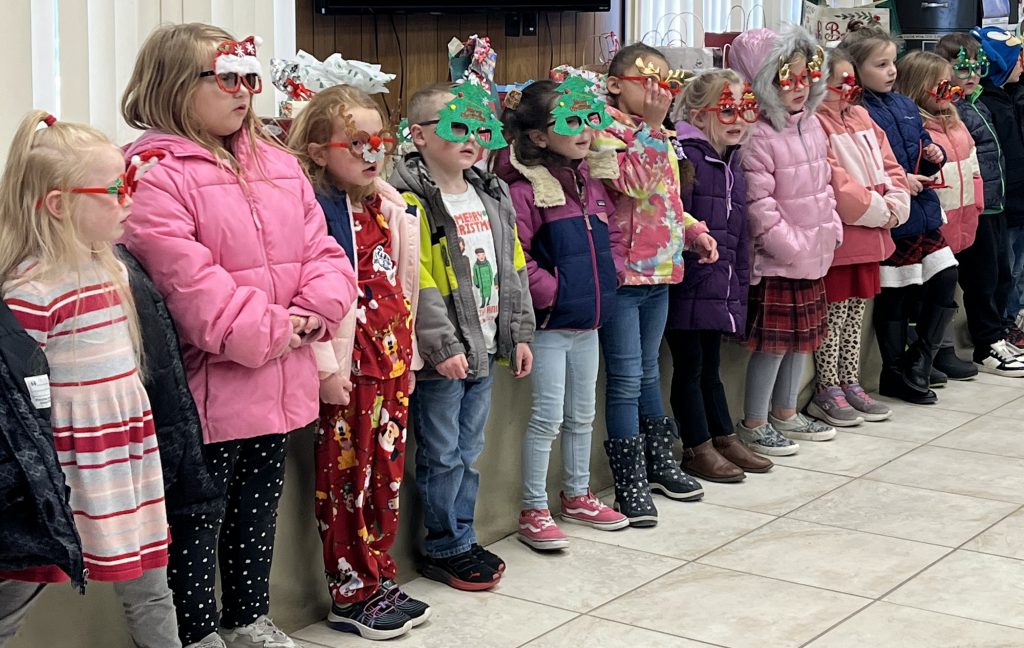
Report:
771,432,917,477
964,508,1024,560
930,414,1024,458
484,535,684,612
560,501,773,561
698,465,850,516
989,395,1024,420
884,550,1024,629
972,371,1024,389
806,601,1024,647
292,578,576,648
788,480,1018,546
699,518,948,597
865,445,1024,503
842,401,976,444
925,380,1023,415
523,616,717,648
593,563,868,648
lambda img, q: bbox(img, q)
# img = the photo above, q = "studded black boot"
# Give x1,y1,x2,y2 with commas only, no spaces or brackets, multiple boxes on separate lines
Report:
603,436,658,528
640,416,704,501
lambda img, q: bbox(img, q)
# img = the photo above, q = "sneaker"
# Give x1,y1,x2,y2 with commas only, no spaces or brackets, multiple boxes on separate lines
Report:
976,341,1024,377
327,591,412,641
735,421,799,456
769,412,837,441
1003,325,1024,355
420,550,499,591
517,509,570,551
806,386,864,427
560,491,629,530
841,384,892,422
220,615,301,648
470,543,505,574
186,633,228,648
380,579,431,627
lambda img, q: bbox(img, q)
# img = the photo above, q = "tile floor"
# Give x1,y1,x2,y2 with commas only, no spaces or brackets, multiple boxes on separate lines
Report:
294,371,1024,647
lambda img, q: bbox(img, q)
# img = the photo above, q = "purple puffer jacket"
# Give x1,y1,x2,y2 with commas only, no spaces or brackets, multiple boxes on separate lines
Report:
666,122,749,334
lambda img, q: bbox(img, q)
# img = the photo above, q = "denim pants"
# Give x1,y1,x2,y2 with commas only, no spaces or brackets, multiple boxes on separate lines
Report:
412,358,495,559
1004,225,1024,322
521,330,599,510
599,285,669,439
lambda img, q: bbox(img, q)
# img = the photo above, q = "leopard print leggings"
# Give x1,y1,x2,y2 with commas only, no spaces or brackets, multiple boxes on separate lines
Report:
814,298,867,388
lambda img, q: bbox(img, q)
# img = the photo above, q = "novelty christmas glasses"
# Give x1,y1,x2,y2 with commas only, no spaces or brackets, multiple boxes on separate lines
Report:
827,72,864,103
778,46,824,92
420,82,507,150
328,130,397,164
701,83,759,125
953,46,990,80
617,57,688,95
548,76,613,135
69,150,165,206
198,36,264,94
928,80,964,103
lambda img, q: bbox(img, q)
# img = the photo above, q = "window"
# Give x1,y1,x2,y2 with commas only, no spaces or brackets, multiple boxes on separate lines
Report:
628,0,804,47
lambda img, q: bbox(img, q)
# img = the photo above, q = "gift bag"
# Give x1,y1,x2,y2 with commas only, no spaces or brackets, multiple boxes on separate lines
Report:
448,34,498,92
640,12,715,73
802,1,890,47
705,4,764,49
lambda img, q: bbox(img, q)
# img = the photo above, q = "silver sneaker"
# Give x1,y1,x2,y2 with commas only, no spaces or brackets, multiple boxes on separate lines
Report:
842,384,892,422
187,633,228,648
806,386,864,427
735,421,799,456
769,412,837,441
220,616,302,648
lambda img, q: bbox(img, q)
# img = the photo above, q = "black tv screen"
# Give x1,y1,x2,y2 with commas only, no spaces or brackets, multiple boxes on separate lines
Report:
316,0,611,13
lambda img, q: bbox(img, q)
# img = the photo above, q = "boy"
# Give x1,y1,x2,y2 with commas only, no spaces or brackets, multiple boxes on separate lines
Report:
935,32,1024,376
390,82,535,591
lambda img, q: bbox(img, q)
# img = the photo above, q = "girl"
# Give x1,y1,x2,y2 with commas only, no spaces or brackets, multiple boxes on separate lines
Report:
842,25,960,405
493,79,628,549
665,69,774,482
592,42,717,526
288,85,427,640
0,112,178,647
120,23,355,648
729,25,843,455
809,46,909,427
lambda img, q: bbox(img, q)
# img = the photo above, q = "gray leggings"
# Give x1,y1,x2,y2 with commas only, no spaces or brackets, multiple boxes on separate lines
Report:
744,351,808,421
0,567,180,648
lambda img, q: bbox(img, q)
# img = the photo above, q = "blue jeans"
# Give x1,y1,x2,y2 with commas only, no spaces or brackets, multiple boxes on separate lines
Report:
1004,225,1024,322
521,330,599,510
599,284,669,439
412,358,495,559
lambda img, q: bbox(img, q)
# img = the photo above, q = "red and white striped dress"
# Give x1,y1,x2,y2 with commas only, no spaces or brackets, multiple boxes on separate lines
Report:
1,258,169,583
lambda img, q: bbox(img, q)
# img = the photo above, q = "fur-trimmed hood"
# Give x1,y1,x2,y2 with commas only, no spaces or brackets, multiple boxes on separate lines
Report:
492,146,619,207
729,25,828,132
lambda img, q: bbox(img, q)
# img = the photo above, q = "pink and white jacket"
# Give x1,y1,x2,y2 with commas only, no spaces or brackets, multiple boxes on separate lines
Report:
123,130,356,444
923,113,984,253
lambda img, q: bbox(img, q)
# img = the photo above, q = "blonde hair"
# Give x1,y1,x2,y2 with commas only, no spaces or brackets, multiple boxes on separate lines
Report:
121,22,267,170
678,68,745,121
896,50,960,123
0,111,144,371
287,85,388,202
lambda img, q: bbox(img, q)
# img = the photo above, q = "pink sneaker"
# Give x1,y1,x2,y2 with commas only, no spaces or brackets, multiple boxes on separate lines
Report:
560,491,629,531
517,509,569,551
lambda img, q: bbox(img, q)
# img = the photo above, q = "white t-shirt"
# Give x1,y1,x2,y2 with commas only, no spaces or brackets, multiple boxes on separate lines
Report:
441,187,499,354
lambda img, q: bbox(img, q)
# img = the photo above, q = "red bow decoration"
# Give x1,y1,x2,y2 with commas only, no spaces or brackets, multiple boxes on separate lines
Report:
284,79,314,101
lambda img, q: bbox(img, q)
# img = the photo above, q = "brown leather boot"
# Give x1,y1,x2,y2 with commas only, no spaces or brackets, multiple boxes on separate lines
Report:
681,440,745,483
713,434,773,473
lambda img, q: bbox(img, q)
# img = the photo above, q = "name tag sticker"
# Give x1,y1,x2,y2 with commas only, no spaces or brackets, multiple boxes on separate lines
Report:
24,374,51,410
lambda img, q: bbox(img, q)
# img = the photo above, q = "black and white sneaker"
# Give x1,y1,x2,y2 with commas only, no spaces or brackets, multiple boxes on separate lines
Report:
976,341,1024,378
470,543,505,573
380,579,432,627
327,590,412,640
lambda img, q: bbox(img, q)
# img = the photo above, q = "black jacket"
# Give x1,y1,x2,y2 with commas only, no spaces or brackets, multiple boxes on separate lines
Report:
978,80,1024,226
958,90,1004,214
0,298,84,588
117,247,222,518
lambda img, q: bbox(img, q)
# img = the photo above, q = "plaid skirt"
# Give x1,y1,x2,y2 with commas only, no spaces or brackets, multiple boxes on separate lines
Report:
880,229,957,289
746,276,829,354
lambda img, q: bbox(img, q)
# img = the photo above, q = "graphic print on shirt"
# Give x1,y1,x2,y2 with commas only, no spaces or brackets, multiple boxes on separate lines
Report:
443,188,499,353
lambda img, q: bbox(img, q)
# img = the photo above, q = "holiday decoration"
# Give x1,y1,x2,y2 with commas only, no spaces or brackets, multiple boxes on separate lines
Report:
550,76,613,136
432,81,507,150
269,51,396,118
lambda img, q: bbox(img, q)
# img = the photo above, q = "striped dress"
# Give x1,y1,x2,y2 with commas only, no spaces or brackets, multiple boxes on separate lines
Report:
1,258,169,583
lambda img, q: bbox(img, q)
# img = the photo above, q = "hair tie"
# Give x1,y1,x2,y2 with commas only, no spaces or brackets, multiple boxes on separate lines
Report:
503,89,522,110
42,114,57,127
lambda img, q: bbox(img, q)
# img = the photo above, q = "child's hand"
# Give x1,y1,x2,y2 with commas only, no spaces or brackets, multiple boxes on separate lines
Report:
319,373,353,405
436,353,469,380
408,371,416,395
642,79,673,129
694,232,719,264
884,214,899,229
906,174,927,196
291,315,322,337
288,333,303,350
513,343,533,378
922,143,943,164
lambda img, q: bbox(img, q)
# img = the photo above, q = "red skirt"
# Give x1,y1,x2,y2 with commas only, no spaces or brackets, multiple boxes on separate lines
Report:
746,276,829,354
823,263,881,303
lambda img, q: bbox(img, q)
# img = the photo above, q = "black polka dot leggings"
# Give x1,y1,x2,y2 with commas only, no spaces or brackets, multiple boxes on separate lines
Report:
167,433,290,645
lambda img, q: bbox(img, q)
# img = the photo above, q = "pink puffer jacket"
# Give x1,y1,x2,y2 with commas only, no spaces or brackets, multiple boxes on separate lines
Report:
923,114,984,253
123,130,356,444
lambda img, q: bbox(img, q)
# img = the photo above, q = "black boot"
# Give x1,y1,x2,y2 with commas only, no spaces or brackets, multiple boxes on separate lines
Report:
640,417,703,501
930,366,948,388
902,305,958,404
604,437,658,528
933,346,979,380
877,318,937,404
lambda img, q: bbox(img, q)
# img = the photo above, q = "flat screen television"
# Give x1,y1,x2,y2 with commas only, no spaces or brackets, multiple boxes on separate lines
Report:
316,0,611,13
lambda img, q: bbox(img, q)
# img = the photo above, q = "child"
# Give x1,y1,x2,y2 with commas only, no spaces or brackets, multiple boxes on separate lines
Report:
593,43,717,525
0,112,179,647
665,69,774,481
809,46,909,426
970,27,1024,363
120,23,355,648
492,79,628,550
287,85,428,639
390,83,535,590
842,24,960,405
729,25,842,454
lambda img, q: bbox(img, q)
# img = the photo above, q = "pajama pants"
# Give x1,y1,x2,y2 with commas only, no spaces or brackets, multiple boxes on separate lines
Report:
316,375,408,605
814,298,867,389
